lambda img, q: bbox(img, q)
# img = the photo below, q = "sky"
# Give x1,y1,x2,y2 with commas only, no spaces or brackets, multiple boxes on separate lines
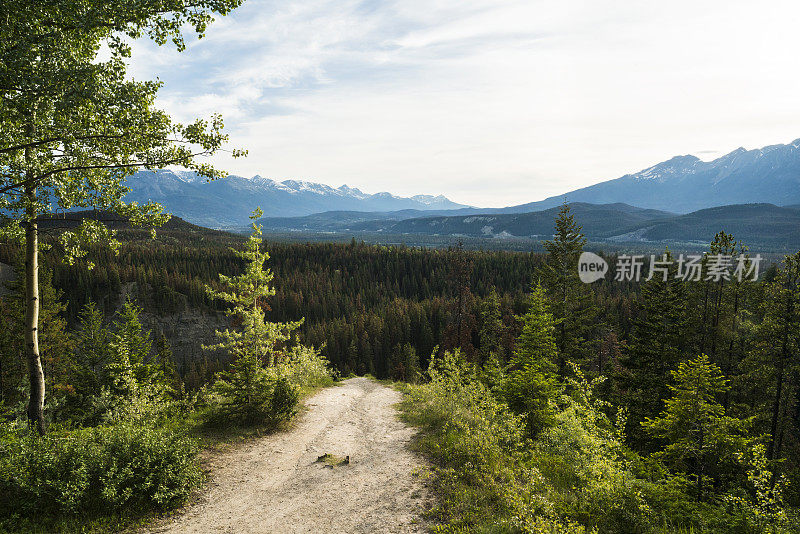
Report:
129,0,800,207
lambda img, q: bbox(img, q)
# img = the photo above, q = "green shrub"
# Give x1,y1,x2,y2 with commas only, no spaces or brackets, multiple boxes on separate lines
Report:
400,355,797,533
202,345,330,427
280,345,335,389
400,350,587,533
269,377,299,423
0,419,202,523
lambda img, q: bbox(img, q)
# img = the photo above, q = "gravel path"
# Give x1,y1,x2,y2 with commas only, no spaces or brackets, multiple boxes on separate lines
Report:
150,377,432,533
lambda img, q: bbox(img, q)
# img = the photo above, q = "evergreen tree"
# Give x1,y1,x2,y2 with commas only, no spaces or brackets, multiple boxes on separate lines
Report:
478,289,503,363
688,232,746,364
642,355,750,501
539,203,599,375
620,249,690,449
204,210,302,424
443,242,476,359
503,283,562,436
205,209,302,367
154,332,183,397
112,299,152,371
387,343,421,382
0,263,72,416
67,302,113,415
741,252,800,462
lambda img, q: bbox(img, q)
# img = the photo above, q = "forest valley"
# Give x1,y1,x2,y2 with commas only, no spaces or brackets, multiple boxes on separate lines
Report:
0,204,796,532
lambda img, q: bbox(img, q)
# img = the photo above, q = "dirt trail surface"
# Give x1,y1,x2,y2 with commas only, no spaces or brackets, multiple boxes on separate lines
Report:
150,377,432,533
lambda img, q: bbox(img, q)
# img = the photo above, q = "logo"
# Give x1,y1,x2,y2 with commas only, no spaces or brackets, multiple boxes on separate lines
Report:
578,252,608,283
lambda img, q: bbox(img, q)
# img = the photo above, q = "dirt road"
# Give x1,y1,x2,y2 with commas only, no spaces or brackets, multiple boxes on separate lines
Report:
151,377,431,533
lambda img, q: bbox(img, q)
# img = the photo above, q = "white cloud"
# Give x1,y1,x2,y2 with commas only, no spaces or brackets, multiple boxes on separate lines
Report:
129,0,800,207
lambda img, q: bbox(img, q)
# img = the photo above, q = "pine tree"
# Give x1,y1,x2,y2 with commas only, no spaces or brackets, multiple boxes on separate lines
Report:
620,249,690,449
642,355,750,501
503,283,562,436
539,203,599,375
688,232,745,364
443,242,476,359
112,299,152,371
204,210,302,424
741,252,800,461
71,302,113,399
155,332,183,399
0,262,72,417
205,209,302,367
478,289,503,363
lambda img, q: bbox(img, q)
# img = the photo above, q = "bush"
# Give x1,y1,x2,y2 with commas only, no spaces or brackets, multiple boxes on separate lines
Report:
202,345,330,427
399,350,587,533
280,345,335,390
399,355,794,533
0,419,202,523
269,377,299,423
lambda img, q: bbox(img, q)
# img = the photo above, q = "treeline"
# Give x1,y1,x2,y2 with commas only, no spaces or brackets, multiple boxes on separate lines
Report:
398,206,800,532
0,236,639,379
0,219,333,531
2,207,798,528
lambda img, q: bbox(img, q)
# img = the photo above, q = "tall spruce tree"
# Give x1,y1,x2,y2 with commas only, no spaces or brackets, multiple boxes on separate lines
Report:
539,203,599,375
742,252,800,461
204,210,303,424
443,242,476,359
478,289,503,364
205,209,302,367
503,283,562,436
620,249,690,449
687,233,740,360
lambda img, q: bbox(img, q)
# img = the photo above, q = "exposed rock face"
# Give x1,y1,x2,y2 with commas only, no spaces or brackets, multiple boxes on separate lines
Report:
139,309,230,372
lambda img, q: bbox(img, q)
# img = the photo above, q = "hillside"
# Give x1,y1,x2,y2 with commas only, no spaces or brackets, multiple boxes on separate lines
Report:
601,203,800,249
257,203,673,235
256,202,800,250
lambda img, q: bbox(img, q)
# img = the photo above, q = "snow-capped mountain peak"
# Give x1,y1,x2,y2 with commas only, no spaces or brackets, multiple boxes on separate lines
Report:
124,170,469,227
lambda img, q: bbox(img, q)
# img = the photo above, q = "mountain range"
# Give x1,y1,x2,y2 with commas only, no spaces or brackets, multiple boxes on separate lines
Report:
514,139,800,213
120,138,800,246
123,170,469,227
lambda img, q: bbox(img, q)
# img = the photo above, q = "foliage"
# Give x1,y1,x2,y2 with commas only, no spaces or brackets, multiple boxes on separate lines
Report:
202,352,292,426
619,249,690,448
401,353,799,533
0,0,246,246
400,349,581,533
724,443,791,533
0,419,202,524
205,210,302,366
202,211,305,425
478,289,504,362
503,283,562,436
1,0,245,434
538,203,599,374
279,345,335,390
740,252,800,463
642,355,752,500
0,263,73,411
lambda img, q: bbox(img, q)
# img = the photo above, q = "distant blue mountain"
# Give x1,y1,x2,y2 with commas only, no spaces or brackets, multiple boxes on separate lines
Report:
123,170,470,227
123,138,800,227
499,139,800,214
